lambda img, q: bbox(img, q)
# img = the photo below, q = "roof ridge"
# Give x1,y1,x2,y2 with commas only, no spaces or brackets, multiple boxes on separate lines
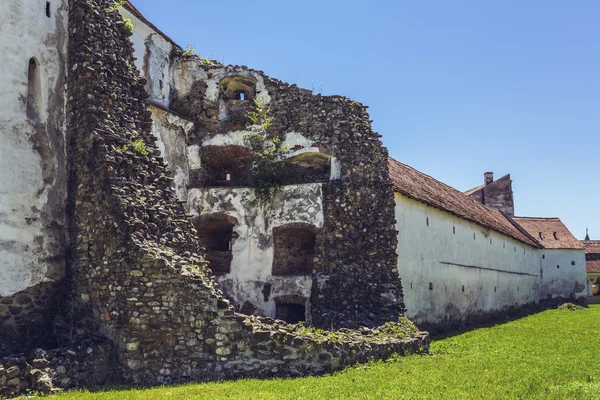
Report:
388,157,538,248
513,216,561,220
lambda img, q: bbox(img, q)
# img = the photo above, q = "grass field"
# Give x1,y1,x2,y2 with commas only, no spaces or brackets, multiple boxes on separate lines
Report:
39,305,600,400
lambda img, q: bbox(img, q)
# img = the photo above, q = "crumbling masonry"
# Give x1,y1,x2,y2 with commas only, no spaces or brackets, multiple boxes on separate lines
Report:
0,0,427,395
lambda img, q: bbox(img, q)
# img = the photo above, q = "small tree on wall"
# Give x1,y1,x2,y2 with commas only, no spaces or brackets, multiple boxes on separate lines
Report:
245,99,289,202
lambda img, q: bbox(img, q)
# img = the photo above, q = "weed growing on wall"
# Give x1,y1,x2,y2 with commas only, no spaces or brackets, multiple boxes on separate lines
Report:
182,44,197,58
106,0,125,13
122,138,149,157
247,98,274,131
244,99,289,202
122,18,134,35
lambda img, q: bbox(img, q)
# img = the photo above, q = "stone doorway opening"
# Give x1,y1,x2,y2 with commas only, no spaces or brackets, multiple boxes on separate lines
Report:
274,295,308,324
194,213,238,275
276,303,306,324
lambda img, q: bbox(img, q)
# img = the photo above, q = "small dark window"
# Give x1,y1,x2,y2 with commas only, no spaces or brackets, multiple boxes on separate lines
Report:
514,246,516,252
234,91,246,101
27,58,42,121
429,282,433,291
557,265,560,269
46,2,51,17
517,286,520,292
410,282,412,290
453,226,455,234
494,286,497,292
542,254,545,259
426,217,429,226
490,238,492,245
462,285,465,292
503,243,505,249
276,303,305,324
571,261,576,266
473,233,476,240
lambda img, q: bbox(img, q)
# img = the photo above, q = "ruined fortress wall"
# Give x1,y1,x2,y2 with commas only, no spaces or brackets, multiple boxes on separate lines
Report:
188,184,324,321
0,0,69,354
164,59,403,329
64,0,427,386
395,193,541,330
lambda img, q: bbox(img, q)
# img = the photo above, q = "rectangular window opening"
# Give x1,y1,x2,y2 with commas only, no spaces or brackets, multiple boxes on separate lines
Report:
46,2,51,17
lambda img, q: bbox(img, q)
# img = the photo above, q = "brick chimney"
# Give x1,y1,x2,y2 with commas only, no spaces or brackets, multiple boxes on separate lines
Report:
484,172,494,186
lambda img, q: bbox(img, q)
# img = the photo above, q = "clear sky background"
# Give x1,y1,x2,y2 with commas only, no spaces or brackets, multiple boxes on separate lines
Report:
134,0,598,239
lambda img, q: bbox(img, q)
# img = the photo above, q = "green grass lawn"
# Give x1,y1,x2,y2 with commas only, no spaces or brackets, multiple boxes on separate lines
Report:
41,305,600,400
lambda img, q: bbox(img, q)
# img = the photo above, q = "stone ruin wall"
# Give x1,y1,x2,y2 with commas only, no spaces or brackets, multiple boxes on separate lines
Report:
65,0,427,386
0,0,429,395
167,59,403,329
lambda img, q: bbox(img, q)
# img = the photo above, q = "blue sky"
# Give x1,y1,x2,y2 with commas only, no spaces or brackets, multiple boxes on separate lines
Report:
134,0,599,239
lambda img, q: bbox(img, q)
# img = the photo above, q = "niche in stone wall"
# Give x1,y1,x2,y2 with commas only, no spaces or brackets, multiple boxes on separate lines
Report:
194,213,238,275
201,145,252,186
218,76,257,128
272,223,317,276
274,295,307,324
27,58,42,121
283,151,332,184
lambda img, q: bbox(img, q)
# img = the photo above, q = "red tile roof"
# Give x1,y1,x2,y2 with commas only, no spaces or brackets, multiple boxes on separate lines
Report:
582,240,600,254
582,241,600,273
388,158,539,247
587,260,600,273
511,217,583,250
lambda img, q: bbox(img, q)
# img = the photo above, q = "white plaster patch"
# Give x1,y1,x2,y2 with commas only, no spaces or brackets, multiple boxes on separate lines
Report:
281,132,314,150
148,106,191,202
187,145,201,171
201,130,254,148
119,8,173,107
188,184,323,319
330,157,341,181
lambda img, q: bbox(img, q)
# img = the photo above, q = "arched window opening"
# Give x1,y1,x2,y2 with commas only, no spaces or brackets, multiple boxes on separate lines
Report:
283,151,331,184
220,76,256,102
274,295,307,324
201,145,252,186
27,58,42,121
195,214,238,275
272,224,318,276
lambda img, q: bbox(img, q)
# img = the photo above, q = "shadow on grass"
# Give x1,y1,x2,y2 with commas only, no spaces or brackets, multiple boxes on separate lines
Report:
422,297,588,341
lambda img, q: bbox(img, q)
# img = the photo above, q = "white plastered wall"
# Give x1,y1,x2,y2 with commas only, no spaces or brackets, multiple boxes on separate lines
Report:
394,192,541,327
119,7,172,107
0,0,69,297
538,249,587,299
148,105,193,202
188,184,324,320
